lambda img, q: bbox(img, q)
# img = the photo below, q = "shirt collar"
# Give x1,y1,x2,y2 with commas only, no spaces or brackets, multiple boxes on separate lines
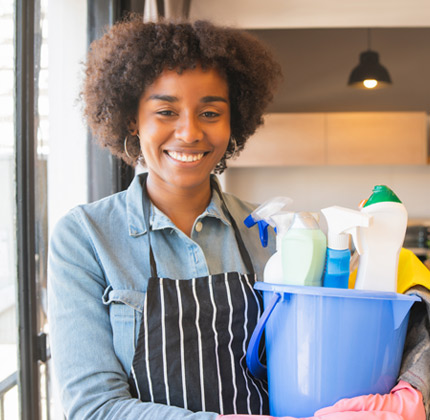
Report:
126,173,147,237
126,173,231,237
202,175,231,226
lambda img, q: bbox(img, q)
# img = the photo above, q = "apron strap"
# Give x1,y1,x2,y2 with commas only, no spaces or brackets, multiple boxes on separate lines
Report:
140,173,255,277
210,177,255,274
140,174,158,278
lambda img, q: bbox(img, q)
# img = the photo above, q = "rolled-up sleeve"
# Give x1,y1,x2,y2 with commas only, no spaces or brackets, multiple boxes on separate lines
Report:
47,210,217,420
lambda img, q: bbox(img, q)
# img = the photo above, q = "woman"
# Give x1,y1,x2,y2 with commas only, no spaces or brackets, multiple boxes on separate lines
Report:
48,16,426,420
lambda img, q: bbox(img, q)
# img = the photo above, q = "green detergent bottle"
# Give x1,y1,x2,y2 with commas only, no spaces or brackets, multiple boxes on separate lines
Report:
281,212,327,286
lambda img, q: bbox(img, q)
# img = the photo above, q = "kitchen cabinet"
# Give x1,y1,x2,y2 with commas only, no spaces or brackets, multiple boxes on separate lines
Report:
229,112,428,167
230,113,326,167
326,113,428,165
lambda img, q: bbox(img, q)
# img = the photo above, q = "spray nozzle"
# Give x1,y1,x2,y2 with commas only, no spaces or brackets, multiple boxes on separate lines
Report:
321,205,372,253
244,217,270,247
244,196,293,247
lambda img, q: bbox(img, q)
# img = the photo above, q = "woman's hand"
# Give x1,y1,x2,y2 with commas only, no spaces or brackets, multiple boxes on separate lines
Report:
219,416,402,420
217,380,425,420
314,380,425,420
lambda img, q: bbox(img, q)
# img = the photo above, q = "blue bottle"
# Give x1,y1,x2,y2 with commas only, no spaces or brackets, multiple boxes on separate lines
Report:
321,206,371,288
323,248,353,288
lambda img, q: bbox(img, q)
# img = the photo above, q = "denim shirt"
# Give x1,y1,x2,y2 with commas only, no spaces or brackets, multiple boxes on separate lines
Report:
48,174,275,420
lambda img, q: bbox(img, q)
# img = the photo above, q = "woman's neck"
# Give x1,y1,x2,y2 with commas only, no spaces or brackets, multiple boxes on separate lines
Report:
145,175,212,237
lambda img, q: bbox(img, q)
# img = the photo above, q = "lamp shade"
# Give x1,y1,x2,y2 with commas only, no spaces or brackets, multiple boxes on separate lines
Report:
348,50,392,89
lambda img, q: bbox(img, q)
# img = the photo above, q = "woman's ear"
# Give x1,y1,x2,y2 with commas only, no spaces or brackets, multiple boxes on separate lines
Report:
127,117,138,136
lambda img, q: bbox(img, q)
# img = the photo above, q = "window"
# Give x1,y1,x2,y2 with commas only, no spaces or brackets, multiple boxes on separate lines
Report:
2,1,137,418
1,0,88,418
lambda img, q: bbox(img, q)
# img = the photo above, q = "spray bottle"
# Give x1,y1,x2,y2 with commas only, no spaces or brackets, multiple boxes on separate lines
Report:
321,206,372,289
244,197,294,284
354,185,408,292
282,212,327,287
263,211,295,283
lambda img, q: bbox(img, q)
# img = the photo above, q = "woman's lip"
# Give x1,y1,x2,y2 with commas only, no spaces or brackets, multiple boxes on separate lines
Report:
164,149,209,155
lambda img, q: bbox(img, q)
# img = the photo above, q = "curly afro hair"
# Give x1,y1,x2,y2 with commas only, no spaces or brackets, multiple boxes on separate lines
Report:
82,15,282,172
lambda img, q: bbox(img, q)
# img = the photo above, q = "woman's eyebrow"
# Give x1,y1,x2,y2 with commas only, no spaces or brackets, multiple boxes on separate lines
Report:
201,96,228,103
146,94,228,103
146,94,177,102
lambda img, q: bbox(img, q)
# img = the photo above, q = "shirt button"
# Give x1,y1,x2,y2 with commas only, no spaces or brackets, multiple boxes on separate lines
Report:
195,221,203,232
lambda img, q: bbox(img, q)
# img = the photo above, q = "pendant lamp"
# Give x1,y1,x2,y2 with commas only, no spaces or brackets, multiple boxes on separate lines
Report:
348,29,392,89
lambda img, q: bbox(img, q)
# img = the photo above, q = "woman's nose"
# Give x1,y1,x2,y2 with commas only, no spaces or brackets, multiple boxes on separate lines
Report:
175,114,203,143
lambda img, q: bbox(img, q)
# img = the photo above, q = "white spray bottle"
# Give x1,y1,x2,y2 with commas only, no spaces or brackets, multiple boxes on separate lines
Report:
354,185,408,292
321,206,372,288
263,211,295,284
244,197,293,284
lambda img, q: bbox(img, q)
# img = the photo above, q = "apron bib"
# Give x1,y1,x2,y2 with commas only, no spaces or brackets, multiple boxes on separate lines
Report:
129,175,269,415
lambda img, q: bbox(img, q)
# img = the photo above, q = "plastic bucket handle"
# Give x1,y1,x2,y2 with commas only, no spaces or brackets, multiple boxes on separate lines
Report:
246,292,281,379
392,299,417,329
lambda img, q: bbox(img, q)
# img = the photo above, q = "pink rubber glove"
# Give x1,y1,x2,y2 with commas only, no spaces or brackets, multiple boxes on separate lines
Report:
219,415,401,420
217,381,425,420
217,415,309,420
315,380,425,420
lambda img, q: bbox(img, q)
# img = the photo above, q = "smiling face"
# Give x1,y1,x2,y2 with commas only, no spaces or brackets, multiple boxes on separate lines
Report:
132,66,231,196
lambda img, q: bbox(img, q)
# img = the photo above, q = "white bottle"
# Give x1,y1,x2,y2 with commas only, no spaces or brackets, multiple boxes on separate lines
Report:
354,185,408,292
263,212,295,284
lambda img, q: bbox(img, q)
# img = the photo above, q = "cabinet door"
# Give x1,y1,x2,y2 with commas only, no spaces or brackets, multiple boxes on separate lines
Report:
229,113,325,167
326,112,428,165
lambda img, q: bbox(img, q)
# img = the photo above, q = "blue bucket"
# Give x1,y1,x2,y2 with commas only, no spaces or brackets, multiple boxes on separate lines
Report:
246,282,420,417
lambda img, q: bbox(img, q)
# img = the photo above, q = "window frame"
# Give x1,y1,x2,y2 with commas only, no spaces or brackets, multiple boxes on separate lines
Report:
15,0,41,418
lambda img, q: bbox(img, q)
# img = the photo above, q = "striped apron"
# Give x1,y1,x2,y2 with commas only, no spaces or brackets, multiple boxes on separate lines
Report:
129,175,269,415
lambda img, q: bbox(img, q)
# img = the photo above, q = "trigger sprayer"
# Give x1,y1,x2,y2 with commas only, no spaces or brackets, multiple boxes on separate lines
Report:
244,197,293,247
321,206,372,289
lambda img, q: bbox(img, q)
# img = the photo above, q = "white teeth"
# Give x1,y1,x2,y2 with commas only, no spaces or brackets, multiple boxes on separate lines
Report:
167,151,204,162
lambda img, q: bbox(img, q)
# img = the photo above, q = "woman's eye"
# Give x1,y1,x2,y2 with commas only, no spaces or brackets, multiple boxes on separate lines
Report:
157,110,175,116
201,111,219,118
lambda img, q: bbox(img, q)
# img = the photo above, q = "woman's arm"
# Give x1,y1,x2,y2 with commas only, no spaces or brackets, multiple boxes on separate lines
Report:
48,211,218,420
398,286,430,417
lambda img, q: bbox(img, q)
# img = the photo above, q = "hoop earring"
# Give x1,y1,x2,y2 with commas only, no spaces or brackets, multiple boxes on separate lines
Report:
124,136,132,159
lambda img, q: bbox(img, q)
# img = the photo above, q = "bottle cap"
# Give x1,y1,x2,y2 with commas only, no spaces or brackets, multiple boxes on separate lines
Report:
363,185,402,207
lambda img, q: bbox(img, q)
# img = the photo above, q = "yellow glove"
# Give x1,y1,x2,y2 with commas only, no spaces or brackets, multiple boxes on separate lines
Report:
349,248,430,293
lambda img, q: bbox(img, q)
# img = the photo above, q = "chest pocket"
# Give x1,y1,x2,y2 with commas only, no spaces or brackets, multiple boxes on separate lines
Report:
102,286,146,376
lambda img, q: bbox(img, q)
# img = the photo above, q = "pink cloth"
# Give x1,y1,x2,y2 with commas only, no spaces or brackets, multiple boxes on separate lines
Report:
217,381,425,420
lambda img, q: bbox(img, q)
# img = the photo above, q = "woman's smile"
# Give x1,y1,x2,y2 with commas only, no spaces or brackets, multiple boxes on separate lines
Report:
164,149,207,163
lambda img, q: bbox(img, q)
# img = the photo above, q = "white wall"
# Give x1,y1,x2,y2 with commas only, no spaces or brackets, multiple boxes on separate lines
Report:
47,3,87,417
190,0,430,28
48,0,88,231
224,165,430,221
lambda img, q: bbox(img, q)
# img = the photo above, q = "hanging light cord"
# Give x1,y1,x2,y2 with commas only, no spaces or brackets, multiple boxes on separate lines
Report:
367,28,371,51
